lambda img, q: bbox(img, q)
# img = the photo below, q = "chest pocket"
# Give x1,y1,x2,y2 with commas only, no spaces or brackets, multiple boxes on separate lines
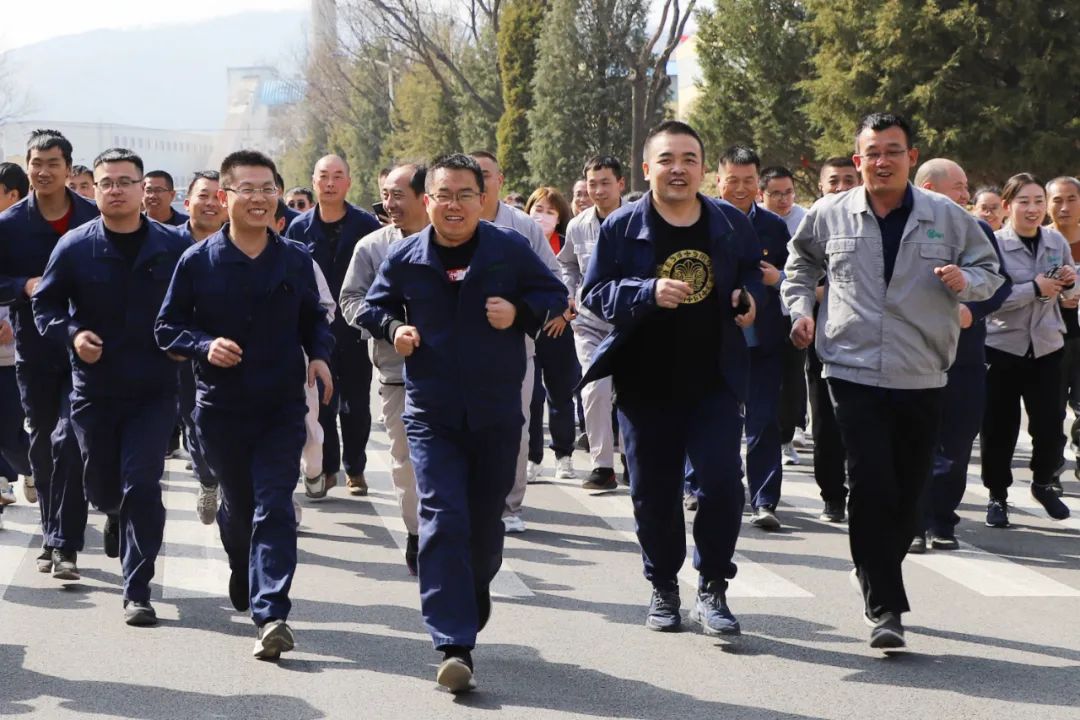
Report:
826,237,858,283
914,243,953,264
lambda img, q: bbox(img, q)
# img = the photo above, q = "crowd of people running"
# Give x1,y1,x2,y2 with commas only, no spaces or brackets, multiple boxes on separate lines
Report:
0,110,1077,694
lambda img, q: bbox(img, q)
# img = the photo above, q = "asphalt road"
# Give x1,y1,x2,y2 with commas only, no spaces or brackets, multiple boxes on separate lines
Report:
2,417,1079,719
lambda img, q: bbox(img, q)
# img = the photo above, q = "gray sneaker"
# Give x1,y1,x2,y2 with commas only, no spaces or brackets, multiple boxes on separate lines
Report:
124,600,158,627
645,587,681,631
51,549,80,581
689,580,740,636
196,484,218,525
750,507,781,530
253,620,295,660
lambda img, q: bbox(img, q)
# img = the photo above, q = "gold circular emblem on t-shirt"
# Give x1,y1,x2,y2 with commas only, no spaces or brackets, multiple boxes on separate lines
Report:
658,249,714,304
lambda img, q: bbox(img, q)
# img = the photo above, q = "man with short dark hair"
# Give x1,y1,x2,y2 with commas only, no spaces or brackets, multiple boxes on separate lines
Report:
143,170,188,226
582,121,763,638
274,172,301,230
784,113,1003,649
0,129,98,579
714,145,791,530
340,163,428,574
34,148,189,626
286,155,381,499
0,163,30,209
759,166,806,237
156,149,334,660
359,152,567,693
818,156,860,197
558,156,625,490
285,187,313,213
67,165,95,200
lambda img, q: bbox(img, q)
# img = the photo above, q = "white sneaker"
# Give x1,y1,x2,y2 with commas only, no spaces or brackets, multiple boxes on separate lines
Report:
793,428,809,448
293,497,302,529
526,461,541,483
556,456,577,479
0,479,15,506
195,484,218,525
168,447,191,461
782,443,801,465
502,515,526,534
22,476,36,504
253,619,295,660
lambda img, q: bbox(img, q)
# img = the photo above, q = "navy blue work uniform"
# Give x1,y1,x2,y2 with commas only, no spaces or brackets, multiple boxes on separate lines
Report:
172,222,214,488
155,227,333,626
0,188,98,551
359,221,567,650
687,205,790,510
920,221,1010,537
159,208,189,227
281,205,300,233
581,194,764,592
286,203,380,481
33,217,188,602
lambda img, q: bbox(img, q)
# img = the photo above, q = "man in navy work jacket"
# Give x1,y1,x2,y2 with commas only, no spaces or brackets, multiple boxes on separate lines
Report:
580,120,764,639
286,155,380,497
358,153,567,694
155,150,334,661
0,129,98,580
33,148,189,627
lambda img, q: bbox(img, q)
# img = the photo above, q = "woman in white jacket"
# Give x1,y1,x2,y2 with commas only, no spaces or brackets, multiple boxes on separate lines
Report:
982,173,1076,528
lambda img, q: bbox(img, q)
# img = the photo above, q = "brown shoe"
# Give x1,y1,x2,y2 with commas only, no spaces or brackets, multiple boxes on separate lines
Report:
346,474,368,496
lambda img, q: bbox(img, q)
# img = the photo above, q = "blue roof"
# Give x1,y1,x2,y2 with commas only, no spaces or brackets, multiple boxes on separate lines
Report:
257,79,304,107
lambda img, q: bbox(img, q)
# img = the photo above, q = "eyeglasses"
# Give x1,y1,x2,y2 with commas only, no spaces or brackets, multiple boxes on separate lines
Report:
95,177,143,191
223,186,280,198
765,190,795,199
286,200,309,209
143,186,173,195
858,149,909,163
430,190,480,205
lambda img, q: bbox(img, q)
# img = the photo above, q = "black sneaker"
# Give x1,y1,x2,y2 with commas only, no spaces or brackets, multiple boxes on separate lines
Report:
476,583,491,632
36,546,53,573
619,454,630,486
645,587,681,631
582,467,617,491
124,600,158,627
103,514,120,559
405,533,419,577
574,432,590,452
51,549,79,581
819,499,846,523
690,580,740,636
437,646,476,693
908,533,927,554
985,498,1010,528
229,568,250,612
1032,483,1071,520
929,533,959,551
869,612,906,650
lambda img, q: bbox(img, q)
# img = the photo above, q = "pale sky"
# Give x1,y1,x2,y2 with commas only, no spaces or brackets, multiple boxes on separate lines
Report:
0,0,309,52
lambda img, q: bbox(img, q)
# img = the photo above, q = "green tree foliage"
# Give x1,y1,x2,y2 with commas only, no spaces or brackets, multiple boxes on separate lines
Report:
382,65,461,164
496,0,551,193
801,0,1080,185
690,0,816,192
454,29,502,156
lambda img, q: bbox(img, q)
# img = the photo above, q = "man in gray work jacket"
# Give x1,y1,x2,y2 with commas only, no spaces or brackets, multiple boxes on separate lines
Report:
782,113,1003,651
339,163,427,576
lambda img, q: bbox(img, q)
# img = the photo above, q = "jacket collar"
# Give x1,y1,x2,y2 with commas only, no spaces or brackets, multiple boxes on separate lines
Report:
88,217,177,268
401,221,502,277
625,192,734,242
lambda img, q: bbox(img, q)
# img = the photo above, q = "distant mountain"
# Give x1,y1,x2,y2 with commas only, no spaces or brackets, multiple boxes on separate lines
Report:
4,10,308,130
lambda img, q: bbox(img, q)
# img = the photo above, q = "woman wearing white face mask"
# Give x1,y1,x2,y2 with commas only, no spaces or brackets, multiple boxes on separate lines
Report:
523,187,582,481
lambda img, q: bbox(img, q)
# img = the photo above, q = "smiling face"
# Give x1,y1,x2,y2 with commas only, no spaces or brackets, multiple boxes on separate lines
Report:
1004,183,1047,237
643,131,704,207
1048,180,1080,233
185,176,225,235
586,167,624,216
27,146,71,201
142,176,176,222
853,125,918,197
424,167,484,246
972,191,1005,231
572,179,592,214
381,166,427,235
717,162,759,215
220,165,276,234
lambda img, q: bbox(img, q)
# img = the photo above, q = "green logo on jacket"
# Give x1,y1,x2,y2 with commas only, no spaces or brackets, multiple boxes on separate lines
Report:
927,229,944,240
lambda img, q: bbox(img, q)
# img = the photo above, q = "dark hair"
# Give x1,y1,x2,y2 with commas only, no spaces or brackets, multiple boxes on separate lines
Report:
273,171,286,191
93,148,145,175
26,129,73,166
378,166,393,181
855,112,916,151
524,186,573,236
286,187,314,202
187,170,220,194
275,198,288,222
1000,172,1043,205
70,164,93,179
971,186,1002,205
718,145,761,172
426,154,485,194
582,155,624,181
388,162,428,196
821,156,856,171
1047,176,1080,196
504,192,526,205
0,162,29,199
624,191,645,202
220,150,278,186
145,169,174,190
468,150,498,167
644,120,705,161
759,165,794,191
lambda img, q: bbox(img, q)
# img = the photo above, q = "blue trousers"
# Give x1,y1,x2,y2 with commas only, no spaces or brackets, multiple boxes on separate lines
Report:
405,416,521,649
178,361,213,486
69,392,175,602
620,385,746,590
0,366,31,479
745,348,783,510
319,330,372,477
195,402,306,626
919,362,986,536
528,330,582,461
15,361,86,551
